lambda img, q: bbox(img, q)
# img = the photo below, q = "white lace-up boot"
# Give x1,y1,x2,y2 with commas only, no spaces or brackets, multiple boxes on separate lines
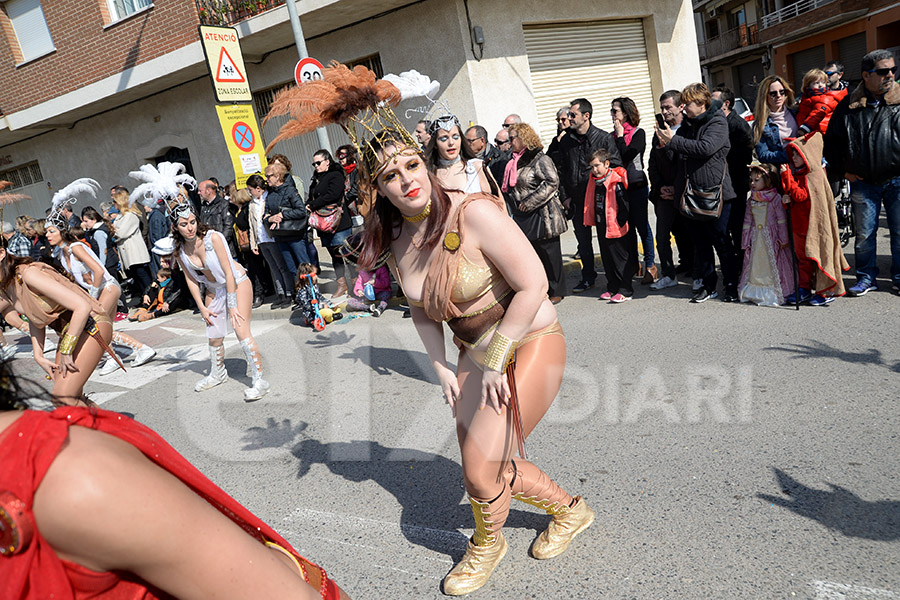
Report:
240,338,269,401
195,344,227,392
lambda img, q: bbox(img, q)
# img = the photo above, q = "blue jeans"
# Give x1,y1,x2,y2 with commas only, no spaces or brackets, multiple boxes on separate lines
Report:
851,177,900,286
277,237,310,275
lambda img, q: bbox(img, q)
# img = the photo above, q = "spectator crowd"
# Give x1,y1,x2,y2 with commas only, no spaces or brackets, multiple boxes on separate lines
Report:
6,49,897,330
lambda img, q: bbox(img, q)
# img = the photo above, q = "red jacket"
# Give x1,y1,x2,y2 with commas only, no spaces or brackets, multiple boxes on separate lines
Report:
583,166,629,238
796,89,844,135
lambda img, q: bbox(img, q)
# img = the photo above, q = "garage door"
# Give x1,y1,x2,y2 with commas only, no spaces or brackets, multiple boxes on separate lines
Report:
790,44,826,93
523,19,656,147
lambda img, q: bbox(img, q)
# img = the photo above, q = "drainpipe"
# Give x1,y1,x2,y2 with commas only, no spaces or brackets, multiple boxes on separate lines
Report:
285,0,330,150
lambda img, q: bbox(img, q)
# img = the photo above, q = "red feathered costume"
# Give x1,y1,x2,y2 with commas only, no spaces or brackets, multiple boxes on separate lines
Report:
0,407,340,600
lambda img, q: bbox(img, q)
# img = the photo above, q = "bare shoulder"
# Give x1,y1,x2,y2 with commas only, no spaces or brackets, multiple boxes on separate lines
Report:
462,196,507,230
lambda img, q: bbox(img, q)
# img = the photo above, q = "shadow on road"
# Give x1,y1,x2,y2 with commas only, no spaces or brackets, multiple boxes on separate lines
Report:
265,435,549,559
757,467,900,541
764,340,900,372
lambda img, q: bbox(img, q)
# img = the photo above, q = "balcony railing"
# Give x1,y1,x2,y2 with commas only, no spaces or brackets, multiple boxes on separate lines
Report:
196,0,284,26
700,23,759,61
761,0,836,29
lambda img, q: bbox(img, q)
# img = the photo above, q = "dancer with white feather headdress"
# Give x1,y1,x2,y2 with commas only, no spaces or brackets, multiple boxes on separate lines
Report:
130,162,269,401
44,178,157,375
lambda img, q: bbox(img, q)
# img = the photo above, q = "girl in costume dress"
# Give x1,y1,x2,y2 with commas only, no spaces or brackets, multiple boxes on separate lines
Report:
44,180,156,374
425,112,495,194
0,360,348,599
129,163,269,400
267,64,594,595
0,240,113,405
738,163,795,306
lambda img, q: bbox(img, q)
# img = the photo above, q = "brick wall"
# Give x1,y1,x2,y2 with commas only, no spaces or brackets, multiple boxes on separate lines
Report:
0,1,199,116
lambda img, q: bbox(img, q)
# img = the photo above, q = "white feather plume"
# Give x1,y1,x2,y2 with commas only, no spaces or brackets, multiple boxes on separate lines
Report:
128,162,197,208
382,70,440,101
50,178,100,210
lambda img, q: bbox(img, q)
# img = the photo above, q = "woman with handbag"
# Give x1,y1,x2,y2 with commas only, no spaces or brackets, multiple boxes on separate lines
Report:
308,149,352,299
503,123,568,304
655,82,739,303
264,162,310,290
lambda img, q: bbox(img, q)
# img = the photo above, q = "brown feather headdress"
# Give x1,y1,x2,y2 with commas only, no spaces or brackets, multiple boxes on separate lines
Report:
0,180,30,223
264,62,436,178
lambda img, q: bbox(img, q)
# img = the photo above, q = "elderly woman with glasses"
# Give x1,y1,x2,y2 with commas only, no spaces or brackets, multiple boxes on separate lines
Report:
752,75,798,166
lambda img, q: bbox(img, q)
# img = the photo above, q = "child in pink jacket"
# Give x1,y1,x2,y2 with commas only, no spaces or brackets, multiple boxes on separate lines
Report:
346,265,391,316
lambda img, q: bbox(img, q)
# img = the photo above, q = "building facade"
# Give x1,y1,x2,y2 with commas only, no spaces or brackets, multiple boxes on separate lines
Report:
0,0,702,219
695,0,900,112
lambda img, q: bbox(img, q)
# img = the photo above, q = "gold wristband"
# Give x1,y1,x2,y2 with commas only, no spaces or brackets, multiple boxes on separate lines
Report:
58,334,78,355
484,331,518,372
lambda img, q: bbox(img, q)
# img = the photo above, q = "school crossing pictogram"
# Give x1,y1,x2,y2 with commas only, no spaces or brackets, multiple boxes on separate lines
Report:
216,47,246,83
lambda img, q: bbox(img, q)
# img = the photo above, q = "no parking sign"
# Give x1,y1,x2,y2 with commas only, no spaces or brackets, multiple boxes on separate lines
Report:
215,104,267,188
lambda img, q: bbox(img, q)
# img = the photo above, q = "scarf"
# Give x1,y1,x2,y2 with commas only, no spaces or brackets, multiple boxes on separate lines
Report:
343,163,356,175
768,109,798,145
501,149,526,192
615,121,636,146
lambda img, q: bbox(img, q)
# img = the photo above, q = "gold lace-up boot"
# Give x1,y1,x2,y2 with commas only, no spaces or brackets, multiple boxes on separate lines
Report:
529,495,594,559
443,496,509,595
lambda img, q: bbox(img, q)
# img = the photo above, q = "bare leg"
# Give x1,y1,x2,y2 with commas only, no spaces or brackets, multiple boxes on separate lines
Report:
52,320,113,406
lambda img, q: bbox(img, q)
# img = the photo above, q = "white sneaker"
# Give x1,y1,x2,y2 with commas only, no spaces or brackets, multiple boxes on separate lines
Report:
243,378,270,401
98,357,121,376
43,338,57,354
0,344,17,361
650,276,678,290
195,370,227,392
692,278,703,292
131,346,156,367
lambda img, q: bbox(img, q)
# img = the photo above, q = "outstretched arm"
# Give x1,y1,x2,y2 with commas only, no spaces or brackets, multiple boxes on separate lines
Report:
410,304,460,416
71,244,106,297
34,425,323,600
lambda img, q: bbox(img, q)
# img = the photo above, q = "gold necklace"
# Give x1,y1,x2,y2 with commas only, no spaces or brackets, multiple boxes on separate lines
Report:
402,198,431,223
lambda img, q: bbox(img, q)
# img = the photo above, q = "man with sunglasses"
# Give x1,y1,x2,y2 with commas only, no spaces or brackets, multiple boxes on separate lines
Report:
825,49,900,297
554,98,622,292
824,61,848,93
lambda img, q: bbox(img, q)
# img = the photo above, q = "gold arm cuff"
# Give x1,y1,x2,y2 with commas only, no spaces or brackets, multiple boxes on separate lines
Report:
58,334,78,355
484,330,518,372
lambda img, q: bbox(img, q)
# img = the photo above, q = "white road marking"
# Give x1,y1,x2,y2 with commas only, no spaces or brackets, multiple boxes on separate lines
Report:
281,507,467,580
813,581,899,599
159,326,196,336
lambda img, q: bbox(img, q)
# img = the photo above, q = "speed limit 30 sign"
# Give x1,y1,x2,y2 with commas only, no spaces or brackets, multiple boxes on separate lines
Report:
295,58,324,85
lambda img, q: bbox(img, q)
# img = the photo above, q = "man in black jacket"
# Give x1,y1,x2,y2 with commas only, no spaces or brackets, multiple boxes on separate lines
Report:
554,98,622,292
712,86,753,272
198,180,236,256
824,49,900,296
648,90,694,289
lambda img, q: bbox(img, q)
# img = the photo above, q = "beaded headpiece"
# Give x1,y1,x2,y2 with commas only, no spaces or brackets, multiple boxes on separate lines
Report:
263,62,439,180
128,162,197,222
48,178,100,230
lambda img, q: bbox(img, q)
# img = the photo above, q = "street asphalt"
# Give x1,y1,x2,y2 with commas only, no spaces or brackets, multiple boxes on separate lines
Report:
6,226,899,599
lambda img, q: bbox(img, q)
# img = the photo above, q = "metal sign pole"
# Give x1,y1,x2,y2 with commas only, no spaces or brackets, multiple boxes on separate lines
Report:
285,0,330,150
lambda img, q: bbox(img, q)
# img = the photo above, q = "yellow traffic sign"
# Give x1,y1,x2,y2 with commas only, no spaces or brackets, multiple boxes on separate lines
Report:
215,104,267,188
199,25,252,102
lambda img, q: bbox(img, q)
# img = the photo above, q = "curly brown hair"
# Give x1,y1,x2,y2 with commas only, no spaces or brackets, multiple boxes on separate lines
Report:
508,123,543,151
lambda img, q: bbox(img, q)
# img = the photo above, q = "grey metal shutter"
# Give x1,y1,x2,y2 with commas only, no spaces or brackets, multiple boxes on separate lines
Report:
837,32,867,85
790,45,826,93
523,20,656,147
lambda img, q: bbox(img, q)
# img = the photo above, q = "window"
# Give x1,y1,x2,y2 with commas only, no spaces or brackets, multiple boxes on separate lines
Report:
107,0,152,22
5,0,54,64
347,54,384,79
0,161,44,190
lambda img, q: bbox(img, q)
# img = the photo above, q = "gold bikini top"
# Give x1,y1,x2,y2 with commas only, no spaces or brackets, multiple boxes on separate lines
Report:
398,251,503,308
451,252,502,304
